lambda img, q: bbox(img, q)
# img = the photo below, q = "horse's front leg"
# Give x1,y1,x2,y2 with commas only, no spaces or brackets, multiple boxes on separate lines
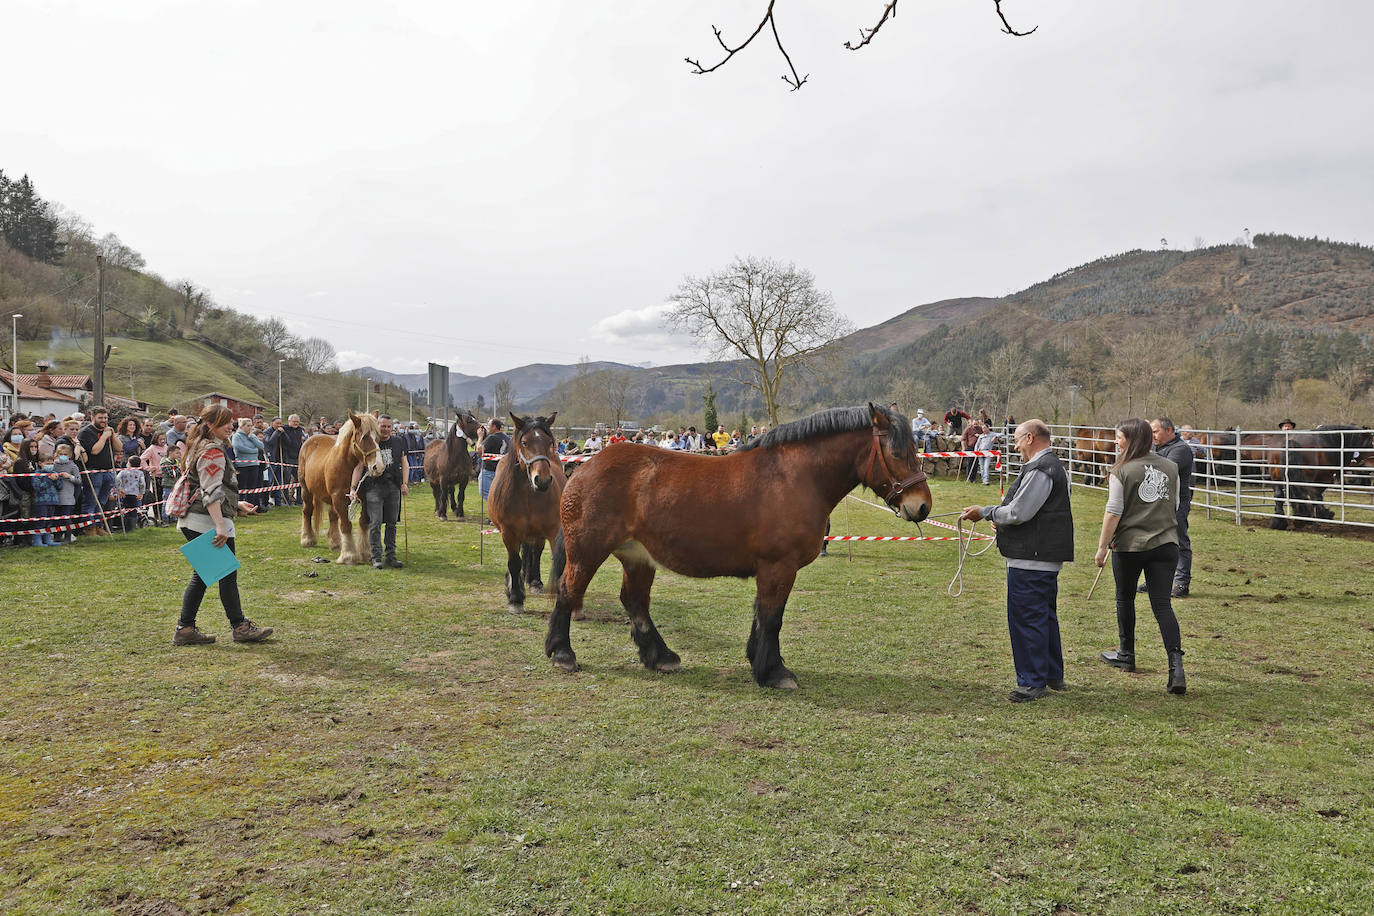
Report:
523,541,545,593
454,481,466,518
334,494,363,564
750,562,799,689
1270,482,1289,530
432,480,446,520
505,538,526,613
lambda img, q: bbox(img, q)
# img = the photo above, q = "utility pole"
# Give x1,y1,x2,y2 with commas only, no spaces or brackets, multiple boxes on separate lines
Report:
93,256,105,407
278,359,285,418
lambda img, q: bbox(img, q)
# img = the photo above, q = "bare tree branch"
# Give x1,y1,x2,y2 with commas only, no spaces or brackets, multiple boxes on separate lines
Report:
690,0,1036,89
685,1,808,91
844,1,898,51
993,0,1038,37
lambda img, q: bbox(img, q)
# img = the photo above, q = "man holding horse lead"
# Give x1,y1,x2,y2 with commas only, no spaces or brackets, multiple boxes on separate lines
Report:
349,414,409,569
960,418,1073,703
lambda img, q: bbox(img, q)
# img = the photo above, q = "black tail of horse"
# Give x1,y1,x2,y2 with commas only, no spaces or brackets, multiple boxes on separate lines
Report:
551,528,566,588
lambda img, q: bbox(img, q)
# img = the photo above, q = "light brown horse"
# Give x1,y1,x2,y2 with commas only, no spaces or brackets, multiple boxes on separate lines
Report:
298,411,386,564
487,412,564,613
422,410,482,519
545,404,932,689
1072,426,1115,484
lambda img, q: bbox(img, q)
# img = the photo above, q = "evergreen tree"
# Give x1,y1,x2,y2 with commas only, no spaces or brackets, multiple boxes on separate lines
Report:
702,383,718,433
0,171,65,263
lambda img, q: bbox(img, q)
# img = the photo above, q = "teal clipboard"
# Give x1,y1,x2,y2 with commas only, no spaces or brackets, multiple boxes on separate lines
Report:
179,529,242,585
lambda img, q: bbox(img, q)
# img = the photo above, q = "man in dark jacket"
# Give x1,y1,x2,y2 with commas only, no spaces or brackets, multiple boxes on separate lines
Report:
271,414,307,506
1151,416,1194,598
478,419,509,501
960,419,1073,703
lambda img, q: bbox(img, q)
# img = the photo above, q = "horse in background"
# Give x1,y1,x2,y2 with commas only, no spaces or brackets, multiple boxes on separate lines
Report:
1205,425,1374,528
545,404,932,689
487,412,564,613
423,410,481,519
1071,427,1115,484
298,411,386,564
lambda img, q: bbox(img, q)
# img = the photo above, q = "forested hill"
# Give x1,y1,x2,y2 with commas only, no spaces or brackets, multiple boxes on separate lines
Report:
845,234,1374,412
0,170,408,419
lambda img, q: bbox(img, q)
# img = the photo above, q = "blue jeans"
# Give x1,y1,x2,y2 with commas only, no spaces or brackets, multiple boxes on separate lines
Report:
80,470,116,528
480,467,497,500
980,456,993,484
914,430,934,452
1006,567,1064,689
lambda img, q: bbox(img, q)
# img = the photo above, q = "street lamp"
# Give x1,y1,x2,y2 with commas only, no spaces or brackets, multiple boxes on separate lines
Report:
365,377,371,412
278,359,285,418
10,313,21,376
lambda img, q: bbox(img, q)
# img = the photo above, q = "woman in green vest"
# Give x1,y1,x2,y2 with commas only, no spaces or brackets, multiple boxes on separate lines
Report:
1094,417,1186,695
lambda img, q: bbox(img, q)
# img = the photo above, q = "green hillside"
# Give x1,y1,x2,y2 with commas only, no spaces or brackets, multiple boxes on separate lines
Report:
22,336,273,413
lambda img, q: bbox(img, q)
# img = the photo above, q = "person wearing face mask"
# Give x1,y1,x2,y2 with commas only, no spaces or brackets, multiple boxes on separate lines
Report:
5,419,33,463
31,445,77,547
51,445,79,543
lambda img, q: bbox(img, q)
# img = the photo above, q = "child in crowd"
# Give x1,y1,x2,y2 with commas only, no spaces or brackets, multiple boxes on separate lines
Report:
52,444,79,544
116,455,146,532
31,453,65,547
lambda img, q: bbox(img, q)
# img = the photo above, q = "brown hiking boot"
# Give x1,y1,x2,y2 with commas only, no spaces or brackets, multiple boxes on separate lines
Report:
172,626,216,646
232,620,274,643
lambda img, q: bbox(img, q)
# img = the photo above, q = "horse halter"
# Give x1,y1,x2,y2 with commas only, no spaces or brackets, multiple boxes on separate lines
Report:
864,427,927,515
514,430,555,476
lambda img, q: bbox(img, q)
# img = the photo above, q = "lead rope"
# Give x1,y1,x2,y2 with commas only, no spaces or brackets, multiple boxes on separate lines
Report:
946,514,997,598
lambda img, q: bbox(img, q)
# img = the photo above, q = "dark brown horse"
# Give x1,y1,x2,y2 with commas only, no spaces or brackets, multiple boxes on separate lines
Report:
487,412,564,613
1205,426,1374,528
545,404,933,689
422,410,481,519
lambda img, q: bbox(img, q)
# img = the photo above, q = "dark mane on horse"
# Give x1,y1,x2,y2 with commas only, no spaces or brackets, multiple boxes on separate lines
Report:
739,405,913,454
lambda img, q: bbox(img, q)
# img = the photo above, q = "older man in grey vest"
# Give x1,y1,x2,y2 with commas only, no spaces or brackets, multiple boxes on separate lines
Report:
960,419,1074,703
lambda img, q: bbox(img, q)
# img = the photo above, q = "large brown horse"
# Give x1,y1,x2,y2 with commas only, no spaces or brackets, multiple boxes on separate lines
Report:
1207,426,1374,528
545,404,933,689
422,410,481,519
487,412,564,613
298,411,386,564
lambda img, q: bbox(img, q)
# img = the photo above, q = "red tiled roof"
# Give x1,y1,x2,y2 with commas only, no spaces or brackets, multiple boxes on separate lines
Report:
17,374,91,389
0,370,80,402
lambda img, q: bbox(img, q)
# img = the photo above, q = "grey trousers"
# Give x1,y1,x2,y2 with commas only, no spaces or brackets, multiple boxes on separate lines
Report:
365,484,401,561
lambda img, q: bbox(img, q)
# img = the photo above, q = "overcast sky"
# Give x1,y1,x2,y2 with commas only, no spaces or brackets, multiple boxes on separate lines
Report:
7,1,1373,377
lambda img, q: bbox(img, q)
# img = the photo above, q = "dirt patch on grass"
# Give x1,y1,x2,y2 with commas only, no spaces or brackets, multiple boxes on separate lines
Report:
256,665,336,689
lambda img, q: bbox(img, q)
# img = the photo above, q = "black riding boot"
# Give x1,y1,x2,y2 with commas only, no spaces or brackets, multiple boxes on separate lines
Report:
1167,649,1186,695
1100,633,1135,671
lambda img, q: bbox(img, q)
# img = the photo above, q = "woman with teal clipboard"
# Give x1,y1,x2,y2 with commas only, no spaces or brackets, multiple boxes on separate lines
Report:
173,405,274,647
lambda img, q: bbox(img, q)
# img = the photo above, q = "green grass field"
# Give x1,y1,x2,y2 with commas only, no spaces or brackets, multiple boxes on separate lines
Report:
29,337,270,412
2,477,1371,915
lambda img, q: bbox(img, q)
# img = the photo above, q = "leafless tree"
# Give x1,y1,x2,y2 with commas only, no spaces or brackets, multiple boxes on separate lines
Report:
295,336,337,374
686,0,1035,90
259,316,297,355
97,233,146,270
494,378,516,418
667,256,853,425
601,368,634,428
976,341,1034,423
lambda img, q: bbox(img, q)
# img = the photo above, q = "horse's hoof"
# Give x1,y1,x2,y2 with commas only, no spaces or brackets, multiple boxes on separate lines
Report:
508,603,525,615
571,609,585,621
765,675,799,690
1270,518,1288,530
528,583,544,595
655,660,682,673
551,650,578,672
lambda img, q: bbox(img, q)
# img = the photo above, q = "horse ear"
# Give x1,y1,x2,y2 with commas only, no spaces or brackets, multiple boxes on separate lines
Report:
545,411,557,427
869,402,891,430
510,412,526,429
